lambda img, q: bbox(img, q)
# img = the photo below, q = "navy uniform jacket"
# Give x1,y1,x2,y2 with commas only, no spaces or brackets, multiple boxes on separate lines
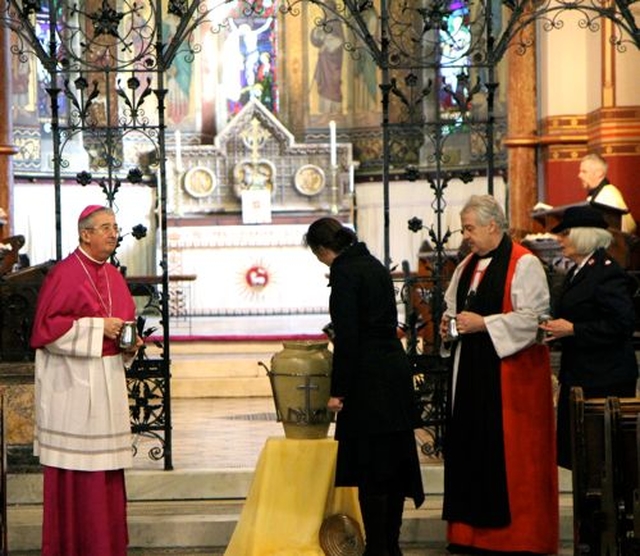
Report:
555,247,638,388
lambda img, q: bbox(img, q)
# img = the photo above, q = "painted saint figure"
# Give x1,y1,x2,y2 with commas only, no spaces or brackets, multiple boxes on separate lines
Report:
310,6,344,114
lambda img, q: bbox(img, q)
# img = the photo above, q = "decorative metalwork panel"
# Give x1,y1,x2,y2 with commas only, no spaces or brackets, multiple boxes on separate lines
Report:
395,263,452,457
128,356,172,467
2,0,640,473
126,279,172,469
411,353,449,459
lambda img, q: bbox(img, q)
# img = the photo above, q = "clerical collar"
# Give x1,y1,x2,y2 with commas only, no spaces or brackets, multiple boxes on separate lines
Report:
477,248,498,259
587,178,609,198
78,247,107,265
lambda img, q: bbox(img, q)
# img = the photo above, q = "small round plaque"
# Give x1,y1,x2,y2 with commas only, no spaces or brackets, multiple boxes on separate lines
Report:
184,166,217,198
294,164,326,196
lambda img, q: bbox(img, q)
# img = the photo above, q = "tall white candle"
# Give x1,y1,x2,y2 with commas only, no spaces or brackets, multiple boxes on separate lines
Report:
175,129,183,172
329,120,337,167
349,163,355,195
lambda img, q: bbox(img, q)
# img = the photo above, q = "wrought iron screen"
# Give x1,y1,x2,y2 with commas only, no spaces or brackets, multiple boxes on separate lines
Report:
2,0,639,464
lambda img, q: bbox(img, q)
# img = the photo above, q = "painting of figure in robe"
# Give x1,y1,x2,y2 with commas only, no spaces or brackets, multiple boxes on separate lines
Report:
309,0,344,115
222,15,277,118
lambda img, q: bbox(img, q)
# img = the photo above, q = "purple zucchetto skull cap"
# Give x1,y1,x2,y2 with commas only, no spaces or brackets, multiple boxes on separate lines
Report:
78,205,106,223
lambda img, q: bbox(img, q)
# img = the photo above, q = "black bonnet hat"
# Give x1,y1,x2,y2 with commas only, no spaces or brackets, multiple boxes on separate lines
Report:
551,205,609,234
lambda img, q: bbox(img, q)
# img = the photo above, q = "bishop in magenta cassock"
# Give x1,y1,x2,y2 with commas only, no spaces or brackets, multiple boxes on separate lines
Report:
31,205,142,556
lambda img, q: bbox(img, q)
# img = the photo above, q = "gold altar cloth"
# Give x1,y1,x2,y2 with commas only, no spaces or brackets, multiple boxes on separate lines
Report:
224,436,363,556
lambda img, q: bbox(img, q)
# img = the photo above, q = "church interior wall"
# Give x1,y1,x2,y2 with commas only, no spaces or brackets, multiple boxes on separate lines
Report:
615,47,640,106
12,182,157,278
584,25,604,114
355,177,507,271
537,10,640,226
537,12,592,118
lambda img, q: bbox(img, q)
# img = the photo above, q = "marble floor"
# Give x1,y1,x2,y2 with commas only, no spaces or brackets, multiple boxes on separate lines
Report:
132,396,285,471
10,311,575,555
11,395,574,556
131,396,449,471
131,397,572,555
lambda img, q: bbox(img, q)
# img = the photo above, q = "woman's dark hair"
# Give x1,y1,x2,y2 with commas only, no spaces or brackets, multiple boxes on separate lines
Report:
303,217,357,253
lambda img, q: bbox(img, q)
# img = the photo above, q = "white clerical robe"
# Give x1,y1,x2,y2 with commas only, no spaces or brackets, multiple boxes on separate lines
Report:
443,252,551,405
589,183,637,234
34,317,133,471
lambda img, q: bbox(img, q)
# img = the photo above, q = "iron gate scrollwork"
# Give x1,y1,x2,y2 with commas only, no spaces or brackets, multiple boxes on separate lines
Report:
3,0,640,471
128,353,172,465
410,353,449,458
126,278,173,469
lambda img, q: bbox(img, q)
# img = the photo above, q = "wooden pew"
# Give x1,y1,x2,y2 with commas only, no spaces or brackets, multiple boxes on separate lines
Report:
604,397,640,555
570,387,640,556
0,395,5,556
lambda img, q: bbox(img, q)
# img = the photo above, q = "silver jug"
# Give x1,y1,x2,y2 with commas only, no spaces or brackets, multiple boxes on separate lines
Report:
119,321,137,349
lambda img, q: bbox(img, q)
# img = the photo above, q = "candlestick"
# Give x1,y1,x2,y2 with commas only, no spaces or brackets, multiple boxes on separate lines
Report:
329,120,337,167
330,165,339,215
349,163,355,195
175,129,183,172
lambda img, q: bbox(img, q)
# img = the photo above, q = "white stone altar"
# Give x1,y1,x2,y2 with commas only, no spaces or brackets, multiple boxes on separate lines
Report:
167,224,331,317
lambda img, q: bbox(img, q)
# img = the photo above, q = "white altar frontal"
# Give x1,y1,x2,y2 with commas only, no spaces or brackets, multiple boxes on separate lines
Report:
167,224,330,320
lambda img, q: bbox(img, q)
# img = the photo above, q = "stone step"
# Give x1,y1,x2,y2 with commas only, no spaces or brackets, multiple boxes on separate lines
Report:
8,493,575,551
148,341,284,397
7,467,575,552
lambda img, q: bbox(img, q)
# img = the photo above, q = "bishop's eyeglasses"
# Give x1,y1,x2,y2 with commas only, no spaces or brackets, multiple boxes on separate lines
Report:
84,223,120,235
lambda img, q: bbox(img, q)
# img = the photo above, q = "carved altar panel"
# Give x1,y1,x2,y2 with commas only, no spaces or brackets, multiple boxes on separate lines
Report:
166,225,330,318
168,99,353,217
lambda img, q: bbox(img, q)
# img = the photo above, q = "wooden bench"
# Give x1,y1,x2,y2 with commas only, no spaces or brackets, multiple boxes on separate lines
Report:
570,387,640,556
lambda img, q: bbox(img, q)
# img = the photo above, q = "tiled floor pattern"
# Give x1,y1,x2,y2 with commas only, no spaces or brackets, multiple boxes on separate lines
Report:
131,396,442,471
132,396,293,471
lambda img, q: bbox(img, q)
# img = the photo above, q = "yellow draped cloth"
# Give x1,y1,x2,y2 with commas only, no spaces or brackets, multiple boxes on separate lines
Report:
224,436,363,556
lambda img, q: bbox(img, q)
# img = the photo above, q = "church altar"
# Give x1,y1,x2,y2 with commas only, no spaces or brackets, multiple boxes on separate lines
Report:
163,99,355,325
167,224,331,318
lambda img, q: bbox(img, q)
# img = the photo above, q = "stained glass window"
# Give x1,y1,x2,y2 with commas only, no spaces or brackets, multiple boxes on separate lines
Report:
438,0,471,124
220,4,278,120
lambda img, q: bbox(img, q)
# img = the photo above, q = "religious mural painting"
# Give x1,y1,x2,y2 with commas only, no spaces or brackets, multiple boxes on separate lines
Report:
11,7,59,171
306,0,381,129
215,1,278,125
165,21,200,129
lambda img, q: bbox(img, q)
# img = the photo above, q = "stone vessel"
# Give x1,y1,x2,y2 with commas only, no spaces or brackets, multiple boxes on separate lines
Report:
267,340,333,439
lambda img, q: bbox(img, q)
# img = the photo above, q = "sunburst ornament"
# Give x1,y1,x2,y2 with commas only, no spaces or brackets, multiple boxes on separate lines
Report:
237,260,274,304
245,264,270,290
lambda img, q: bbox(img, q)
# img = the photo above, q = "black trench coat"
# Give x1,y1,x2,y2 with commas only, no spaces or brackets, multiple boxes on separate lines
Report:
328,242,424,506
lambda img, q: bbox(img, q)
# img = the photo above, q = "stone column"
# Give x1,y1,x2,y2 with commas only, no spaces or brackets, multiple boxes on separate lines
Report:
0,16,15,236
503,19,538,240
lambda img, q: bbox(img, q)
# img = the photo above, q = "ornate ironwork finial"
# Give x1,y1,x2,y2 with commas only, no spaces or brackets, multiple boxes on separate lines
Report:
89,0,125,39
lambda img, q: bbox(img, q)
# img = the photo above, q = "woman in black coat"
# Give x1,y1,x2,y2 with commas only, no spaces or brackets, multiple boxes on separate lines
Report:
304,217,424,556
540,205,639,469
